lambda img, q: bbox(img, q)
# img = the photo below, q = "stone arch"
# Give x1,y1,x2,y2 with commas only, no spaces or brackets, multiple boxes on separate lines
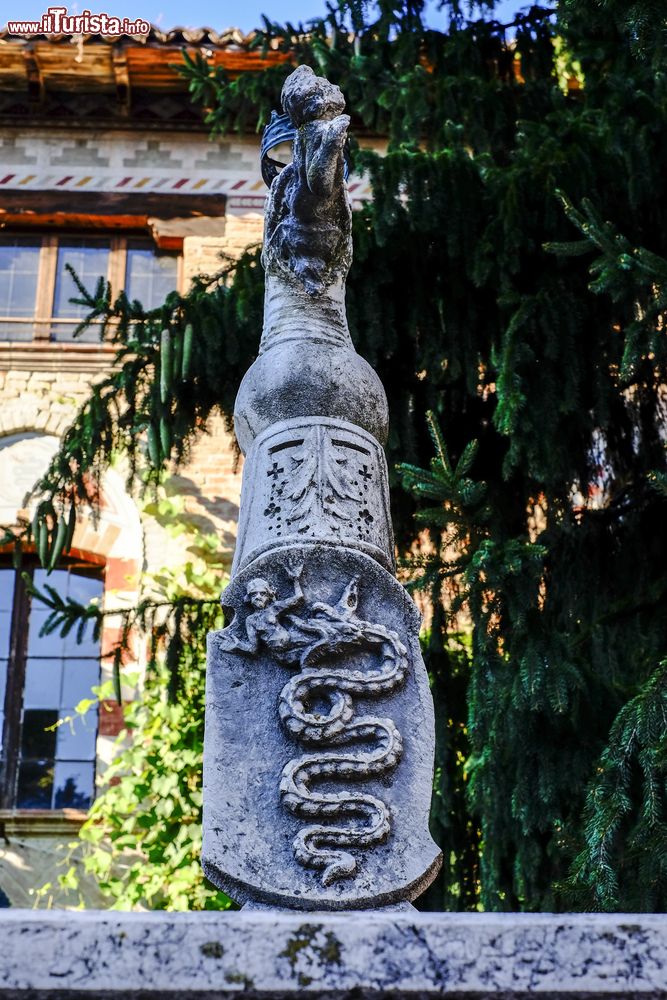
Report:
0,398,73,440
0,429,144,721
0,430,143,568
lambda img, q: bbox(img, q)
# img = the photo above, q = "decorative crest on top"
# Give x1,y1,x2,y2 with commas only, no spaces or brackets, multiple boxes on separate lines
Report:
261,65,353,296
261,109,352,188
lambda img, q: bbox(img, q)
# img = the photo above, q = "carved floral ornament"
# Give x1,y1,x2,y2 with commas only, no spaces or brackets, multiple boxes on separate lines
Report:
265,427,377,536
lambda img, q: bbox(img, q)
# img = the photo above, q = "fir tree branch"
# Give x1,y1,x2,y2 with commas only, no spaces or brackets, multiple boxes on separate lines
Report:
565,659,667,910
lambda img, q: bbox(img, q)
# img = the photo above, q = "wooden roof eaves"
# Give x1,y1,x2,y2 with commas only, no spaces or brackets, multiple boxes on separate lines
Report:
0,29,291,96
0,25,279,50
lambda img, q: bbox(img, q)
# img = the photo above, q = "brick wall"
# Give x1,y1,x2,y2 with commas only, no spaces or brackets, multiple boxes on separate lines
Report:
182,215,264,286
0,217,256,909
0,369,99,436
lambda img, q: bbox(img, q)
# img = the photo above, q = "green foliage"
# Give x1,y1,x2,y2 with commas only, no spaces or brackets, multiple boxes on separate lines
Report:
566,658,667,911
546,193,667,383
45,512,231,911
14,0,667,912
420,622,481,911
399,412,487,909
399,411,488,595
75,655,228,911
561,0,667,64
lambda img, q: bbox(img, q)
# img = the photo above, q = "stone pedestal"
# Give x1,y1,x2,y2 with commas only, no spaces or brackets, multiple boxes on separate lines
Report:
1,911,666,997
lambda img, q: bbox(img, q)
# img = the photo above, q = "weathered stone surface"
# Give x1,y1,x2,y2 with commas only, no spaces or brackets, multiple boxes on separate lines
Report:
262,65,352,296
1,911,667,997
203,546,440,909
205,65,440,910
231,417,395,575
233,343,389,456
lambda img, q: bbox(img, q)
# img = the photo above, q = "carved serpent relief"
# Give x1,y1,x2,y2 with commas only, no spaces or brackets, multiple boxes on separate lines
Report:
218,563,408,886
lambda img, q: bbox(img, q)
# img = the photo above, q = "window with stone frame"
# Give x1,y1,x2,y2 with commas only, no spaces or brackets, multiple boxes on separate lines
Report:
0,560,104,811
0,234,180,344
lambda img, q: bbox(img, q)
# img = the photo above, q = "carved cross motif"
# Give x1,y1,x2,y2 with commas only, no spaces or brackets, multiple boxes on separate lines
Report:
268,428,375,536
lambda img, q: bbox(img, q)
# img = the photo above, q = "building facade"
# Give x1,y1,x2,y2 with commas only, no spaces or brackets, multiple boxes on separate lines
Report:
0,26,279,907
0,24,378,907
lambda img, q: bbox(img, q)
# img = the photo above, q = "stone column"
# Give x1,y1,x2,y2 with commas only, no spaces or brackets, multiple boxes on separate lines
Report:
203,65,442,910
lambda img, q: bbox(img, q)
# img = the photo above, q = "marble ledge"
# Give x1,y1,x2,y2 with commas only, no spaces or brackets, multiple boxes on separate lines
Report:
1,910,667,998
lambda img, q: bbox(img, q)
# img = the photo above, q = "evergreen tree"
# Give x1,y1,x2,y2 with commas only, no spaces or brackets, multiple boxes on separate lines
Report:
11,0,667,911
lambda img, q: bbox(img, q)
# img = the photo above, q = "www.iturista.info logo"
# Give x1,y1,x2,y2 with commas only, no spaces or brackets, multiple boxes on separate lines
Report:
5,6,150,34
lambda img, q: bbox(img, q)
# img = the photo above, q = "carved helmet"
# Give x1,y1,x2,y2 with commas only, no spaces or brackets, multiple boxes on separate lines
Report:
281,64,345,127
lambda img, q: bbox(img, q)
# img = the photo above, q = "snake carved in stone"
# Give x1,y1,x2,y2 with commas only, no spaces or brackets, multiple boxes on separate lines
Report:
278,619,407,885
217,567,408,886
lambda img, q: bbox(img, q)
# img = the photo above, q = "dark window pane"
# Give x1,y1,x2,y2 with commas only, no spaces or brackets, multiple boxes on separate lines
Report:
61,659,99,706
0,569,14,666
16,759,54,808
28,569,68,659
5,563,103,810
56,709,97,761
0,237,40,341
63,570,103,606
0,661,5,707
0,568,15,612
25,606,59,658
32,569,103,658
63,622,99,659
51,239,109,343
125,242,177,310
21,708,57,758
0,321,36,340
0,237,41,314
53,760,94,809
23,659,63,710
32,567,69,596
0,612,10,660
62,573,103,656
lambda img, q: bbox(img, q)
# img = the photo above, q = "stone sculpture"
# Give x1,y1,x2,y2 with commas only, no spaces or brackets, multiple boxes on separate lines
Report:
203,64,442,910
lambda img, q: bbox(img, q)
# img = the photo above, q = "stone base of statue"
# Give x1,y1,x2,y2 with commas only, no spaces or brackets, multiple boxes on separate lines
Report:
203,544,441,910
5,910,666,997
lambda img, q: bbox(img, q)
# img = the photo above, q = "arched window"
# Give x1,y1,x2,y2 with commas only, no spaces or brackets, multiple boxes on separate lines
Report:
0,559,104,810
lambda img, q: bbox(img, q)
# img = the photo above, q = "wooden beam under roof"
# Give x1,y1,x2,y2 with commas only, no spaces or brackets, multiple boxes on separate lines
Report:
22,43,43,103
112,42,131,113
0,42,29,85
0,189,227,231
31,40,115,92
0,31,290,95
